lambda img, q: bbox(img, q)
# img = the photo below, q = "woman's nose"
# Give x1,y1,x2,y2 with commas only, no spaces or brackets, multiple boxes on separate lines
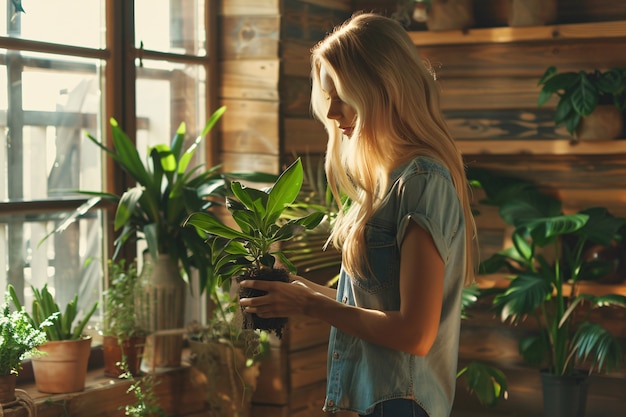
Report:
326,103,341,120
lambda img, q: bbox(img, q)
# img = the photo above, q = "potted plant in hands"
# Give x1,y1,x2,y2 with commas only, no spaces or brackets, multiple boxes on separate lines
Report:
0,297,49,405
476,177,626,417
185,158,325,338
8,284,98,394
102,259,148,378
537,66,626,140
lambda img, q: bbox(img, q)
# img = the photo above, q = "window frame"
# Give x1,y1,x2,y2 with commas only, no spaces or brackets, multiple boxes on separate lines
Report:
0,0,220,308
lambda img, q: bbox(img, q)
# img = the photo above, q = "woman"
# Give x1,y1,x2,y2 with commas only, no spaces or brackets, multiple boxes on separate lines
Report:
239,12,476,417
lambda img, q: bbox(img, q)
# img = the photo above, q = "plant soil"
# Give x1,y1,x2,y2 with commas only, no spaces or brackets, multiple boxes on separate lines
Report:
237,267,289,338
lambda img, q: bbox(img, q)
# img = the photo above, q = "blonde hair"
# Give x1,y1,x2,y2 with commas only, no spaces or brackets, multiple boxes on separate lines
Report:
310,12,476,285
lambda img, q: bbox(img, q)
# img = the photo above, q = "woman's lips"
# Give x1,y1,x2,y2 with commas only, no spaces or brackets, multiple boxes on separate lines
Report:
340,126,353,136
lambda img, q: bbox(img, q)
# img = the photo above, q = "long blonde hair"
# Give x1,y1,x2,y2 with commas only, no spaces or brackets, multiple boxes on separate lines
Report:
310,12,476,285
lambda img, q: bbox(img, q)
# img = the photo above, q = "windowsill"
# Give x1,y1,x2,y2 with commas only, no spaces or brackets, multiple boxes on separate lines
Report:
6,347,208,417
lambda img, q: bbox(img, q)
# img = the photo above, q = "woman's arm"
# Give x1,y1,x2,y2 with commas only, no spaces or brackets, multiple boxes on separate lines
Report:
239,221,445,356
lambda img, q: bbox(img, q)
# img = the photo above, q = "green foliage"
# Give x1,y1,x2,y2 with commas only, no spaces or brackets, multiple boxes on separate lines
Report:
8,284,98,341
457,361,508,407
119,362,169,417
473,170,626,376
103,259,146,341
185,158,325,285
537,65,626,135
42,106,274,295
0,297,49,376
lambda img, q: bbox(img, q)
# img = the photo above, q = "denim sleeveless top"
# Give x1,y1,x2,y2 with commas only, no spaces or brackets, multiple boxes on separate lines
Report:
323,157,467,417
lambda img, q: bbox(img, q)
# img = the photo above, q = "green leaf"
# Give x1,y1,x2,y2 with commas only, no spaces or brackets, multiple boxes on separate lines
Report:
185,212,248,240
114,187,144,230
570,71,599,116
493,273,552,322
572,322,622,373
265,159,304,227
457,361,508,407
524,213,589,247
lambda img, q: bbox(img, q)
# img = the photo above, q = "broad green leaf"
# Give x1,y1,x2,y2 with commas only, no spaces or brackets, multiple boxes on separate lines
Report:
265,159,303,226
457,361,508,407
494,273,552,322
231,182,268,216
570,72,598,116
185,212,248,240
114,187,144,230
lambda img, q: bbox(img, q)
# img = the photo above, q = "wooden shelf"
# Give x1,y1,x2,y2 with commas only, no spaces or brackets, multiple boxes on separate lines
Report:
477,273,626,296
456,139,626,156
409,20,626,46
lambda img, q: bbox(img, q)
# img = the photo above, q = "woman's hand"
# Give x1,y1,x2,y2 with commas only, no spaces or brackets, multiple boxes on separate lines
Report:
239,277,317,318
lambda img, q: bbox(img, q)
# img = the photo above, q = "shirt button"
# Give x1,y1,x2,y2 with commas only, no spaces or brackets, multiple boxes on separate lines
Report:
327,400,335,407
333,352,339,360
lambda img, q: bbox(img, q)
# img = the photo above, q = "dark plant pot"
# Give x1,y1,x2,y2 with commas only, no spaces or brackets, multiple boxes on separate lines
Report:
0,374,17,405
238,267,289,339
540,371,589,417
102,334,146,378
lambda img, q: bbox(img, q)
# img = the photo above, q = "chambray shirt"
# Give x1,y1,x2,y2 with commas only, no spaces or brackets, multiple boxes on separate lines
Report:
323,157,466,417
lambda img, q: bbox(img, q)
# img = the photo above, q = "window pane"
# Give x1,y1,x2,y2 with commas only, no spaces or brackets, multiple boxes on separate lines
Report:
0,212,103,325
135,0,206,56
1,0,105,49
135,59,206,264
0,50,103,202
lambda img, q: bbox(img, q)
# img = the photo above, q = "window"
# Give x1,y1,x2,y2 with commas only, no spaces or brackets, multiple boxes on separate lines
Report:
0,0,218,327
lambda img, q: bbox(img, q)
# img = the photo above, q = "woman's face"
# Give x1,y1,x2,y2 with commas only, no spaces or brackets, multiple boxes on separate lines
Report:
320,64,357,138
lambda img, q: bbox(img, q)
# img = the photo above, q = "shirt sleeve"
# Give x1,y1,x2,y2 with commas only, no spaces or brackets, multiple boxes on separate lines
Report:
395,171,463,263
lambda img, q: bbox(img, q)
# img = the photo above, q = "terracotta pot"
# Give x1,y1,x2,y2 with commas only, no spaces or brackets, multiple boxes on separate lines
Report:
575,105,624,141
136,254,186,370
0,374,17,405
31,337,92,393
508,0,558,27
102,334,146,378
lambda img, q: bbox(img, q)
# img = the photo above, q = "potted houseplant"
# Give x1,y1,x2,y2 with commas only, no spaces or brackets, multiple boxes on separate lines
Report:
0,296,49,405
8,284,98,394
537,66,626,140
474,171,626,417
184,158,325,338
102,258,148,378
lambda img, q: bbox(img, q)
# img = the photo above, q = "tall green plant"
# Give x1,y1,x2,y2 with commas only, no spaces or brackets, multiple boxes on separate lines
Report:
8,284,98,341
475,172,626,376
